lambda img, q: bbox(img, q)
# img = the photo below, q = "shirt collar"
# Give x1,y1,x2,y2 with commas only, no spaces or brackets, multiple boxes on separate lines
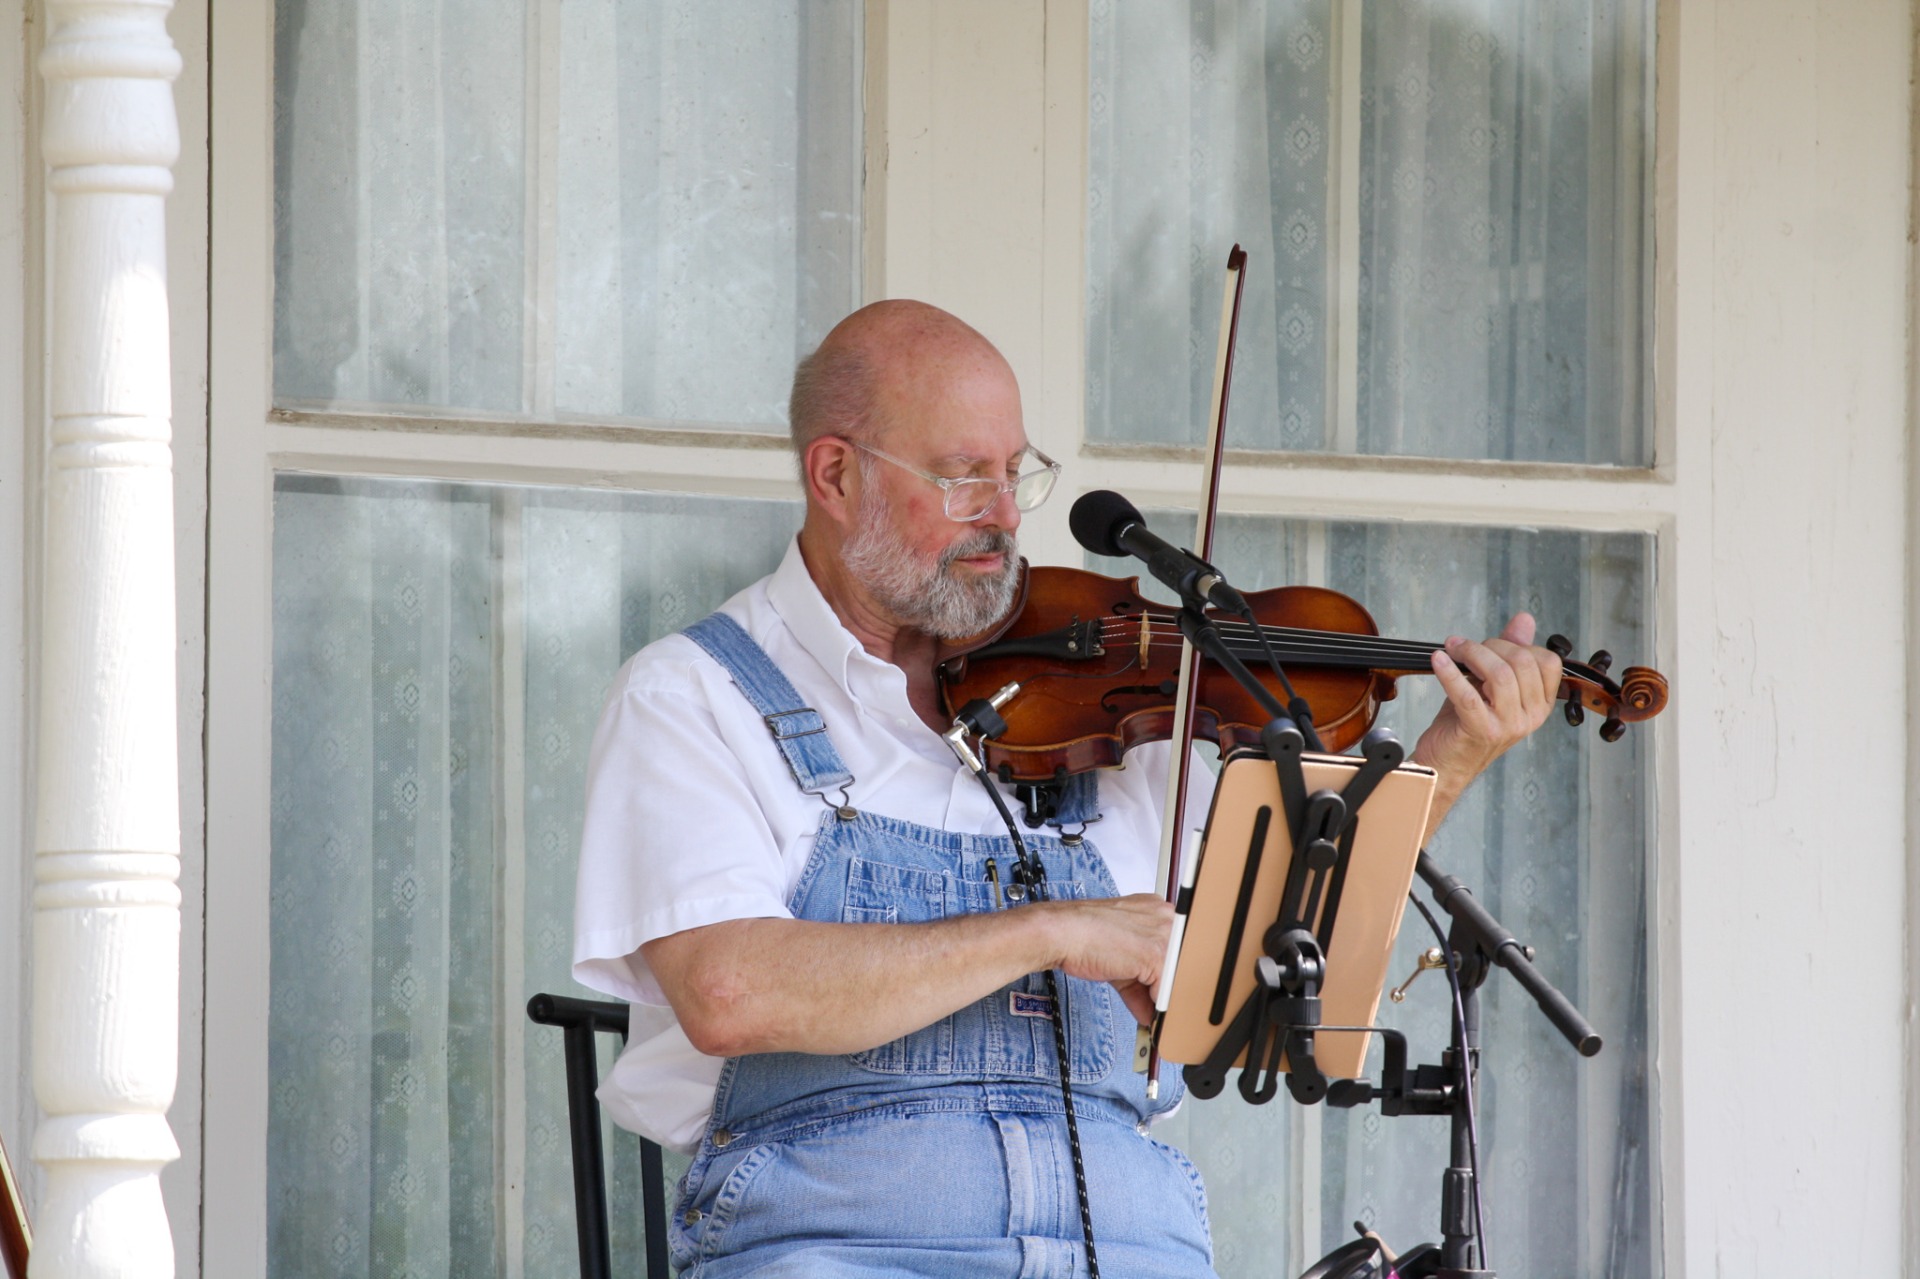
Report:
764,536,890,697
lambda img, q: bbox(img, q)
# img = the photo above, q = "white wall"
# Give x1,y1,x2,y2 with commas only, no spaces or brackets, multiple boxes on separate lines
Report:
1664,1,1912,1273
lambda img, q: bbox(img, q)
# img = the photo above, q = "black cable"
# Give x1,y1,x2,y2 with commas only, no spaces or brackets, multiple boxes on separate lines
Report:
1409,889,1490,1273
967,746,1102,1278
1237,605,1326,752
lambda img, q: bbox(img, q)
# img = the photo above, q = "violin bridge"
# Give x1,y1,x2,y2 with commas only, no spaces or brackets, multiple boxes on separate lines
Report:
1140,615,1152,670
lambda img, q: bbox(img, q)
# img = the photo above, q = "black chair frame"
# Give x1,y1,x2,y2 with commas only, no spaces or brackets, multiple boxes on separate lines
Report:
526,993,671,1279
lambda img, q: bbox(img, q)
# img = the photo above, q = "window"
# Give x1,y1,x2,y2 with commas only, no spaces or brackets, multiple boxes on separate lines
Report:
1082,1,1660,1273
273,0,862,428
1088,0,1651,464
267,478,795,1272
211,3,1661,1275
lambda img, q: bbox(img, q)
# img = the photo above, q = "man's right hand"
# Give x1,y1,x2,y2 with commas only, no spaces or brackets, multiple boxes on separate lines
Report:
1037,893,1175,1026
642,893,1176,1058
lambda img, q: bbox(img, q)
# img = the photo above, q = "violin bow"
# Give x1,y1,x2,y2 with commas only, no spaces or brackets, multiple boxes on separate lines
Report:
1145,245,1248,1096
1,1129,29,1279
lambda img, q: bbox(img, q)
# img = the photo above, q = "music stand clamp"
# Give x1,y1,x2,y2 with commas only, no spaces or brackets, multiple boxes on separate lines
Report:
1181,715,1410,1109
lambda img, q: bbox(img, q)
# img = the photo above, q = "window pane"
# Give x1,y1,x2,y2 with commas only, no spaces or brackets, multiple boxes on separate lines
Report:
1088,1,1335,454
274,1,862,427
553,1,863,426
268,478,504,1274
515,487,797,1267
1087,0,1653,464
268,474,797,1276
274,0,531,414
1097,514,1657,1275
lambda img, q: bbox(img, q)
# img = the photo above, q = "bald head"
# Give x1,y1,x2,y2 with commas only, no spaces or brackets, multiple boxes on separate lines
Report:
789,301,1031,648
788,300,1013,460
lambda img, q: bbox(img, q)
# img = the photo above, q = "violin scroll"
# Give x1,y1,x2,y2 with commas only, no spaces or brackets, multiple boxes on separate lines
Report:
1552,632,1668,744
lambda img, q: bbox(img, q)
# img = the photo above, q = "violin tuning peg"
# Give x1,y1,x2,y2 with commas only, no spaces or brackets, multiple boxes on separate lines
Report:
1600,717,1627,742
1587,649,1613,674
1563,700,1586,727
1545,633,1573,659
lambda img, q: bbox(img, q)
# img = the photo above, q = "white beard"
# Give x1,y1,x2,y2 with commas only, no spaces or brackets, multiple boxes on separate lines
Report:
842,481,1020,640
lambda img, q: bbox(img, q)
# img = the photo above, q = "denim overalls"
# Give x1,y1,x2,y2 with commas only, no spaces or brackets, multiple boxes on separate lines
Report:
670,614,1217,1278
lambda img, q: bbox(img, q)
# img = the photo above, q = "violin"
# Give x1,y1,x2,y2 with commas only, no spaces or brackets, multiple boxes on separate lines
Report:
937,560,1668,786
1,1129,27,1279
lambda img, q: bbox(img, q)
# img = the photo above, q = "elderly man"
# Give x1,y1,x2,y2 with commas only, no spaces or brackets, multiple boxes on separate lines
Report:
573,300,1561,1277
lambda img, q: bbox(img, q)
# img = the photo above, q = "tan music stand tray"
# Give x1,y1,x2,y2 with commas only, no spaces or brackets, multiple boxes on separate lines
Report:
1158,748,1436,1083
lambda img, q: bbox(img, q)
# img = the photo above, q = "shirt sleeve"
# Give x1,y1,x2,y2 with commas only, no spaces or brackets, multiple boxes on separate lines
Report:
571,651,797,1006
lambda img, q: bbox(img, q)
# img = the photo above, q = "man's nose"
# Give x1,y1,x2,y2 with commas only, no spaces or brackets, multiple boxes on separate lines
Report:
977,483,1021,534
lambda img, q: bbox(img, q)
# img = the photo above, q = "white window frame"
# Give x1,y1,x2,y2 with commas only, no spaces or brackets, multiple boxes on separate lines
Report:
1,0,35,1214
203,1,1682,1274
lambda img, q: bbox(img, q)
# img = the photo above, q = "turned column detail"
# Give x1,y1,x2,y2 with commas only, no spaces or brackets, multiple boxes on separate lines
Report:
32,3,184,1275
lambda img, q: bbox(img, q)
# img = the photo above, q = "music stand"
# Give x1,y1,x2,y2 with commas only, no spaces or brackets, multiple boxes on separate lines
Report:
1157,741,1435,1100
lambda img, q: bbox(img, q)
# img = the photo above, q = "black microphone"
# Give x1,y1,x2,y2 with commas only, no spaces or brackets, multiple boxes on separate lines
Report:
1069,490,1249,614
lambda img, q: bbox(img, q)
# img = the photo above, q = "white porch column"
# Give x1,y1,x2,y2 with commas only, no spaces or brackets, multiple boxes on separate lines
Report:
31,3,183,1276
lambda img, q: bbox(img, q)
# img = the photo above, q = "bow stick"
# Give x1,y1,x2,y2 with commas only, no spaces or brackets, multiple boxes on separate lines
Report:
1145,245,1248,1097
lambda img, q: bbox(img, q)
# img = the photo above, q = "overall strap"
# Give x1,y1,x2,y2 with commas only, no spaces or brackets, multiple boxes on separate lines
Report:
682,612,854,797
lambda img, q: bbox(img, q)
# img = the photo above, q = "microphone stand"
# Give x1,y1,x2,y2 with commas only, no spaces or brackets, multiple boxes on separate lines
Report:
1393,854,1604,1278
1311,851,1604,1279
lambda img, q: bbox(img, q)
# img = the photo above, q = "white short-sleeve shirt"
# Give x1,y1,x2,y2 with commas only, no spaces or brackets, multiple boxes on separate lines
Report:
572,538,1208,1152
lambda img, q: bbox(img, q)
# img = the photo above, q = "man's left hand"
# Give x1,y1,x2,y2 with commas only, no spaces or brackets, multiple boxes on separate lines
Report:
1409,611,1564,836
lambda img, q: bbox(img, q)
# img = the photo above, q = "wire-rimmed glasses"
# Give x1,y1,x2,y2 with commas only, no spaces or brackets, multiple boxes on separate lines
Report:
852,440,1061,522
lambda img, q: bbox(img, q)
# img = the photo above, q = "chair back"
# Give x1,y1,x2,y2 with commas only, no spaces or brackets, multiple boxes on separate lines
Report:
526,993,670,1279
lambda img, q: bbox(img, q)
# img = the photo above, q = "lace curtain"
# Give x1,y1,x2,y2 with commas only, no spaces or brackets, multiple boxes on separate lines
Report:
270,491,1654,1278
269,480,502,1275
1088,0,1652,463
273,0,861,426
268,6,859,1267
269,479,796,1275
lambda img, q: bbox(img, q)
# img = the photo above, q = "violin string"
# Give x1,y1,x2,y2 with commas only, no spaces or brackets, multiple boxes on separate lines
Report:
1089,616,1604,683
1124,644,1432,672
1096,623,1442,668
1128,629,1436,656
1094,627,1439,659
1119,641,1603,689
1094,615,1443,657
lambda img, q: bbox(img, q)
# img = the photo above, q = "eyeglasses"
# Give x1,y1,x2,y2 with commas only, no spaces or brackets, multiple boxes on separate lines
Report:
851,440,1062,522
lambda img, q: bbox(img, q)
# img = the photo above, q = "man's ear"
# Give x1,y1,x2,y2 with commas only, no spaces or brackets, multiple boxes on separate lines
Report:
802,434,861,524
